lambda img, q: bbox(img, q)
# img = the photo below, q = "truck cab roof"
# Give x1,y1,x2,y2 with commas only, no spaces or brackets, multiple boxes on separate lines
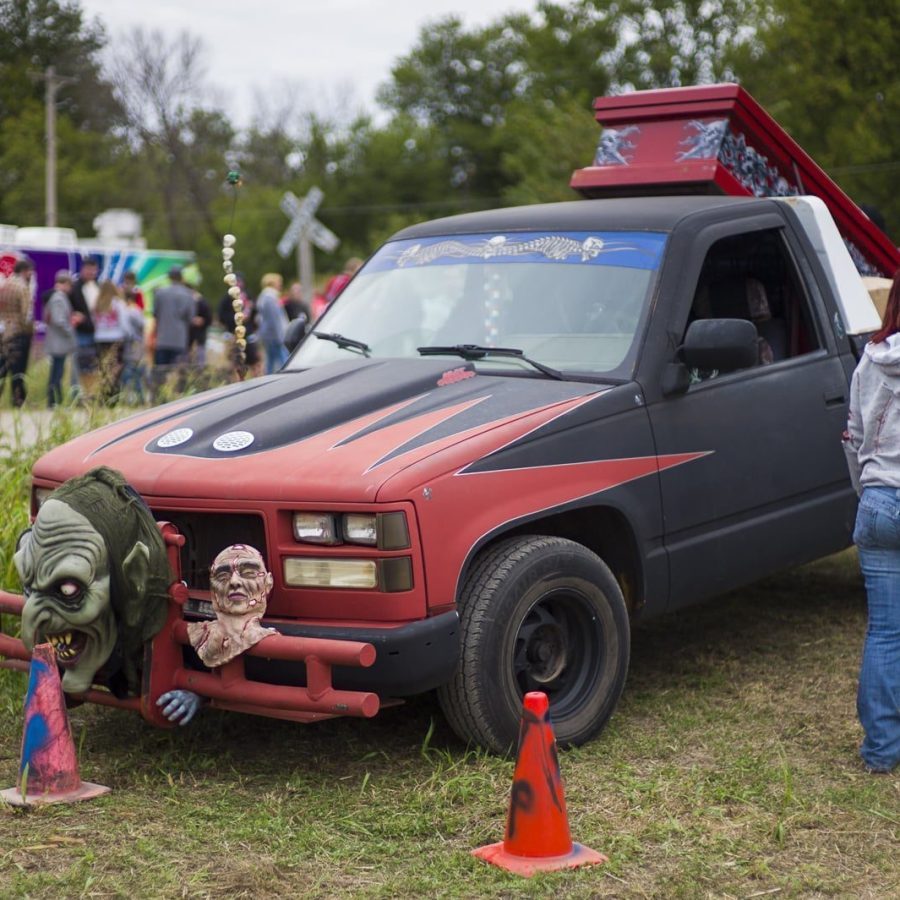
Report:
391,195,767,240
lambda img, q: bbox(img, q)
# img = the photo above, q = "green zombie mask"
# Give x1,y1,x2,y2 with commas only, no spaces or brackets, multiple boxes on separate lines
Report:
15,467,171,695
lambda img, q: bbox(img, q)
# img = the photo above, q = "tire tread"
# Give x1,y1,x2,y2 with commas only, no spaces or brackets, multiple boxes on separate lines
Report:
438,535,626,754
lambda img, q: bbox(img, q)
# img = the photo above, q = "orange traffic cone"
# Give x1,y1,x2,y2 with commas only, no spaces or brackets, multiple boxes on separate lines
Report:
0,643,109,807
473,691,607,876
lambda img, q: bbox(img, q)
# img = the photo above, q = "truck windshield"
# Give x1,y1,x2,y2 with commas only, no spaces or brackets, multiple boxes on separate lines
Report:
286,230,667,378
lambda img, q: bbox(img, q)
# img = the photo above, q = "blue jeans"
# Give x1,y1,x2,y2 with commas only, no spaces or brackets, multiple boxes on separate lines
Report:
154,347,183,367
47,355,67,407
120,360,145,403
0,332,30,406
264,340,287,374
72,332,95,388
853,486,900,772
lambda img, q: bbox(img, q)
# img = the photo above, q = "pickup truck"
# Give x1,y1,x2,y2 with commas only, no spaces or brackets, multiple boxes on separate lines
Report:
0,193,885,754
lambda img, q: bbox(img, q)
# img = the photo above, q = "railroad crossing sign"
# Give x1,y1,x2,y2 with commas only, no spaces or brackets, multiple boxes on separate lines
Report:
277,186,341,302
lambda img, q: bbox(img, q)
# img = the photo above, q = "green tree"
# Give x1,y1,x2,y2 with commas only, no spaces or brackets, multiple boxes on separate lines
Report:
109,27,235,250
520,1,617,106
377,16,527,200
0,0,119,129
599,0,761,90
377,6,618,206
500,95,600,206
0,0,127,229
0,102,131,231
736,0,900,240
311,114,462,250
495,1,620,204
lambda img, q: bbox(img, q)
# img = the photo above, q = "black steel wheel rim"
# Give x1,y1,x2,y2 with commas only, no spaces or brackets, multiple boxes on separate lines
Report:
511,586,605,717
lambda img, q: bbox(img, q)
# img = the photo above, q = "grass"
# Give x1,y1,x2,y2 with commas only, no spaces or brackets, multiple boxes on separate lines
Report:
0,403,125,589
1,411,898,897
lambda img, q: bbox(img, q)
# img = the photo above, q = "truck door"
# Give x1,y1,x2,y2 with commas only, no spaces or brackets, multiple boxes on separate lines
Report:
647,221,857,609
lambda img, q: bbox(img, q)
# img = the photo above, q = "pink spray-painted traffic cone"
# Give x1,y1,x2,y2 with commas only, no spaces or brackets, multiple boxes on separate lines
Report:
473,691,606,876
1,643,109,807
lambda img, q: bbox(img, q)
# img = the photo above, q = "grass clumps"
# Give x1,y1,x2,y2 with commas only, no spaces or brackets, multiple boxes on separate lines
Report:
0,410,896,897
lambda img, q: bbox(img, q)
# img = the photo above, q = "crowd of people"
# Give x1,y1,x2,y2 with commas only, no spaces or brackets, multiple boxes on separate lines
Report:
213,259,361,378
0,254,362,409
37,258,212,407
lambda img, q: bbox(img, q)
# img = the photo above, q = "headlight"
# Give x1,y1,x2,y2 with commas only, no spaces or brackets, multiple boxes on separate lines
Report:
293,510,410,549
342,513,377,545
283,557,413,592
292,512,339,544
284,558,378,589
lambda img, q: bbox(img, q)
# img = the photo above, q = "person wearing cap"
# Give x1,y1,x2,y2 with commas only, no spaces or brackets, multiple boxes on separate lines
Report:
152,266,194,384
44,271,77,407
0,257,36,407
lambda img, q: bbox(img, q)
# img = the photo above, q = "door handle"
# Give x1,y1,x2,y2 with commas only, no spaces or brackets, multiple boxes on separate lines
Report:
824,390,846,408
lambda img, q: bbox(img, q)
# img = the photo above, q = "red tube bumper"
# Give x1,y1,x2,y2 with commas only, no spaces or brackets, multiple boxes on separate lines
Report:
0,523,381,726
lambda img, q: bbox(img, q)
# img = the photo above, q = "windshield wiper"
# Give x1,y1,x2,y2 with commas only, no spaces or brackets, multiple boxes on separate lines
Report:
314,332,371,356
417,344,565,380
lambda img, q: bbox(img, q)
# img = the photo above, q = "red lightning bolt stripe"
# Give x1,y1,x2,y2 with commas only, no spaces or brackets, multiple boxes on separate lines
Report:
454,452,711,516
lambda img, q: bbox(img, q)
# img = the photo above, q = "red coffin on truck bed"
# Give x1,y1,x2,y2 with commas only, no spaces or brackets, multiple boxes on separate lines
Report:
570,83,899,278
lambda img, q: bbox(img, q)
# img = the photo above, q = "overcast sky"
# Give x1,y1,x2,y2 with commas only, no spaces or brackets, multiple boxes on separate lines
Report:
80,0,539,125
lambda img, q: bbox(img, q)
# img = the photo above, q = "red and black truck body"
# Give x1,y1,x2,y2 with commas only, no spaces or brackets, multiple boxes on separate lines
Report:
2,85,895,752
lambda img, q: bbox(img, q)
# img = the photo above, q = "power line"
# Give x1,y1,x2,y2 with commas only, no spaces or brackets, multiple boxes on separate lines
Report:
829,160,900,175
93,197,509,223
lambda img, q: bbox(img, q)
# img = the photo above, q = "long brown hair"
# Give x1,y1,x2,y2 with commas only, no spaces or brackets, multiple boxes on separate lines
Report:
94,279,121,315
872,269,900,344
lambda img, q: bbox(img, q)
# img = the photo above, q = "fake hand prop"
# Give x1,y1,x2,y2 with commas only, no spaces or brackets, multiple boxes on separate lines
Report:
157,690,203,725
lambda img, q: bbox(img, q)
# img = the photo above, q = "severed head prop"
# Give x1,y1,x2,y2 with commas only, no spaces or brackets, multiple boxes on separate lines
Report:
187,544,275,667
15,467,171,695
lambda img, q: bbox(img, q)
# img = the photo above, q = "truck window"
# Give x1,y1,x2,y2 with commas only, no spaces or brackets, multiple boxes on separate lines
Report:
288,230,667,379
686,228,821,372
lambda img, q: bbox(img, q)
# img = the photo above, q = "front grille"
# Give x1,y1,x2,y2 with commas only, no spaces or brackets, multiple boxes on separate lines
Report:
154,511,267,590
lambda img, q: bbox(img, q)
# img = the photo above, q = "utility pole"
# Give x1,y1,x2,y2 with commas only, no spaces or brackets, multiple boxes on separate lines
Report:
299,237,314,305
36,66,75,227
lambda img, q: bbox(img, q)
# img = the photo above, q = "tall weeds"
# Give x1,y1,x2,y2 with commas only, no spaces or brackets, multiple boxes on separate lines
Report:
0,407,123,589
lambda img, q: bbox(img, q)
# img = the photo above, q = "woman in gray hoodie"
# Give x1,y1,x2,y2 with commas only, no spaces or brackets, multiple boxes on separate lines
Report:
845,269,900,774
44,270,77,407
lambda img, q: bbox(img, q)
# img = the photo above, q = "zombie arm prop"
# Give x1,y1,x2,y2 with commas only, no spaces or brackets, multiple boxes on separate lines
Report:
156,690,203,725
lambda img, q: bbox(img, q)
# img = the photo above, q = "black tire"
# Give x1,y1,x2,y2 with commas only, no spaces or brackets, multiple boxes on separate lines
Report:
437,535,630,755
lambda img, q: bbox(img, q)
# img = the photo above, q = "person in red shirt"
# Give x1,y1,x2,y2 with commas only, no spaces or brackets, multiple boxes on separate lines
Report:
321,257,362,308
122,271,145,310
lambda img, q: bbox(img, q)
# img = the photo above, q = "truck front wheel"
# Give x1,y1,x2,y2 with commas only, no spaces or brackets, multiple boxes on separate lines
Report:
437,535,630,754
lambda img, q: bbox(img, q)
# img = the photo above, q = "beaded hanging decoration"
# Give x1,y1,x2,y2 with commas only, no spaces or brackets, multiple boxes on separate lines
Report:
224,169,247,379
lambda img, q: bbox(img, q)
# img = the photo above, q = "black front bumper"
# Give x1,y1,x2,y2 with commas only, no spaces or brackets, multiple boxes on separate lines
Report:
185,608,460,699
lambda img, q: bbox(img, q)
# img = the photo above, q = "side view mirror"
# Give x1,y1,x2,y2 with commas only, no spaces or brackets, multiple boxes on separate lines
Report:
284,316,307,353
681,318,758,373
